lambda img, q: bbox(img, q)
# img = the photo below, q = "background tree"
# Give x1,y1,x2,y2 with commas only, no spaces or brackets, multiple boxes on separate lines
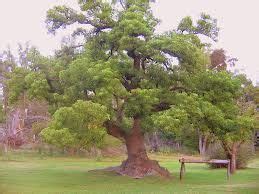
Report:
0,47,16,114
195,71,254,173
0,44,64,152
41,100,109,150
156,70,255,173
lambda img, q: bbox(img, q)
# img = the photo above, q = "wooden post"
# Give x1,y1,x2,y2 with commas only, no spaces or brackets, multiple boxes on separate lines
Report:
180,158,185,181
179,158,230,181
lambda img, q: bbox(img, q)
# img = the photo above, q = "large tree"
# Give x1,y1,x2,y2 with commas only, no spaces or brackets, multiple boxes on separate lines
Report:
42,0,219,178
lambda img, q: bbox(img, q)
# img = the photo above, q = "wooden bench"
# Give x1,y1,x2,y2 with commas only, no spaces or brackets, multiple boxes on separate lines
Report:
179,158,230,180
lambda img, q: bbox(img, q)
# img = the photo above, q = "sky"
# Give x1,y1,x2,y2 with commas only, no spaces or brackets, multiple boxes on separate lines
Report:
0,0,258,84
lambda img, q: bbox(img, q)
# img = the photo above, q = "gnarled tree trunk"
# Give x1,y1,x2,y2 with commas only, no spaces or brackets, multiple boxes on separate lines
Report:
106,118,170,178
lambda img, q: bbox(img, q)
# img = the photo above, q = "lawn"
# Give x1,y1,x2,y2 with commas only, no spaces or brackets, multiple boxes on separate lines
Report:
0,152,258,194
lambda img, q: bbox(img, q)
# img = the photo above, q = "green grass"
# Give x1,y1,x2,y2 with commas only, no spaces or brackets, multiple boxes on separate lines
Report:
0,153,258,194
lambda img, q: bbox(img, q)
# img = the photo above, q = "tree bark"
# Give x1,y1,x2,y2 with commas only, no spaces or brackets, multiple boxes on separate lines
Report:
198,133,207,157
119,118,170,178
152,132,159,152
198,134,203,155
106,118,170,178
229,144,238,174
221,141,238,174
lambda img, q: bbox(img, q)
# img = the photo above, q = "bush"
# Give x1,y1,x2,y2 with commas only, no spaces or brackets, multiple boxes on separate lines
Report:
237,143,256,168
206,142,255,169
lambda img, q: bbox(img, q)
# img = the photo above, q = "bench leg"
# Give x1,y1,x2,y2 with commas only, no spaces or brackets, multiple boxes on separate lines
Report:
180,162,185,180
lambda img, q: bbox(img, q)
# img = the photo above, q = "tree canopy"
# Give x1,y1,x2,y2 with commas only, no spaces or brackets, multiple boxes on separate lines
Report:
1,0,256,178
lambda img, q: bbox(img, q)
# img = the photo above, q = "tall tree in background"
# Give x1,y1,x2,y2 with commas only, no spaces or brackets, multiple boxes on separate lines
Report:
42,0,219,178
0,47,17,114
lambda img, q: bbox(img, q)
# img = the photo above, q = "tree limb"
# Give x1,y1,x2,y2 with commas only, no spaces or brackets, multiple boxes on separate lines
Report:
104,121,125,140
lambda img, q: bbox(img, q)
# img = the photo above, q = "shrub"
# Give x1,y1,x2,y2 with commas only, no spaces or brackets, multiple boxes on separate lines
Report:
236,143,256,168
206,142,255,169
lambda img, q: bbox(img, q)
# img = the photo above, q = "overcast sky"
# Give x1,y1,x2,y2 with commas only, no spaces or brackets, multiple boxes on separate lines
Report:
0,0,258,84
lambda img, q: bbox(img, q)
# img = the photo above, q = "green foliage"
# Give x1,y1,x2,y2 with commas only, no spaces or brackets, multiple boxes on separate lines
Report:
6,0,254,158
6,67,28,104
43,0,218,134
41,100,109,149
194,71,242,103
0,102,5,123
178,13,219,41
32,121,49,136
125,89,159,117
153,108,188,136
7,68,50,104
151,70,254,155
40,127,74,149
25,72,50,100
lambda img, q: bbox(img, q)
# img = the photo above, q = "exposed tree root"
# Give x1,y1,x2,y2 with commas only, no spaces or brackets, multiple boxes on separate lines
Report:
117,158,171,178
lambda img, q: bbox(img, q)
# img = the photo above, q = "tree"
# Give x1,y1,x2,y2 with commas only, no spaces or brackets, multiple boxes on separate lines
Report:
43,0,219,178
155,70,255,173
0,47,17,114
194,71,254,173
1,45,63,151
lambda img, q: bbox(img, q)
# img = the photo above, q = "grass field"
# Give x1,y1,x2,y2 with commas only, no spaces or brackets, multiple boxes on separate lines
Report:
0,152,258,194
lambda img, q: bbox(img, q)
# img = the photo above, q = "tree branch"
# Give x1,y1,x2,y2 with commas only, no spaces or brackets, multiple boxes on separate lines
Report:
152,102,171,112
119,0,126,10
221,141,232,155
104,121,125,140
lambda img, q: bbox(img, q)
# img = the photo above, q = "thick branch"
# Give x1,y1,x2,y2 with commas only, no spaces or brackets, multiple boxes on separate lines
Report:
221,140,232,155
104,121,125,140
122,77,135,91
170,86,188,92
152,102,171,112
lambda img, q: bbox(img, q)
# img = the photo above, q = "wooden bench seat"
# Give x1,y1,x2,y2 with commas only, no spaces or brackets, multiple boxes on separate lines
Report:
179,158,230,180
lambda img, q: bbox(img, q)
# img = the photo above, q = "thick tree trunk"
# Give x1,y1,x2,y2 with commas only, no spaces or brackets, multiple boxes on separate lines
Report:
198,130,208,157
230,153,237,174
152,132,159,152
119,118,170,178
221,141,237,174
106,118,170,178
198,135,203,155
199,135,207,157
229,144,237,174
